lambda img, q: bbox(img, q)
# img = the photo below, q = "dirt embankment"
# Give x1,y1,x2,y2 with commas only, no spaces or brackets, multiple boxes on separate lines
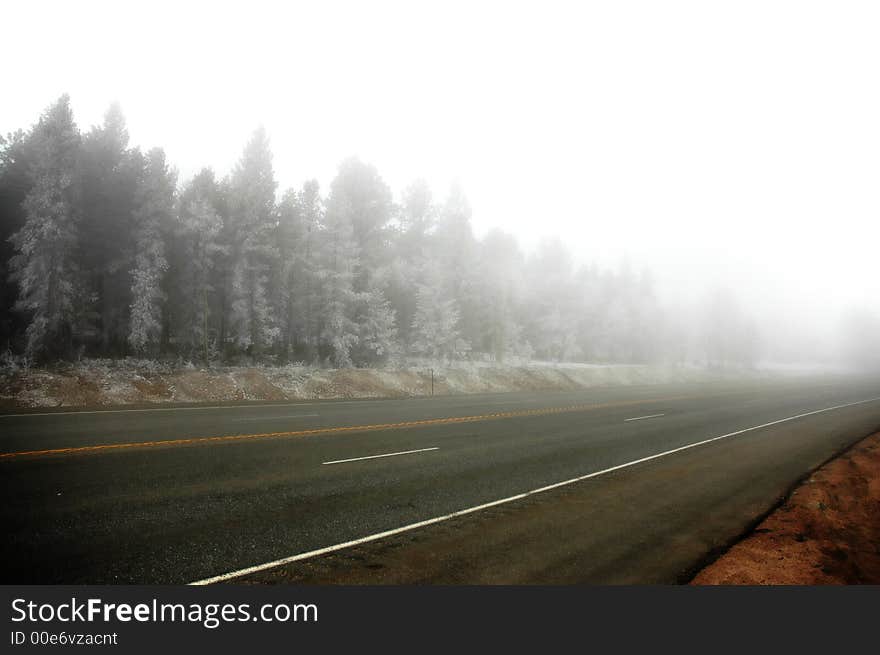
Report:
0,359,758,409
692,431,880,584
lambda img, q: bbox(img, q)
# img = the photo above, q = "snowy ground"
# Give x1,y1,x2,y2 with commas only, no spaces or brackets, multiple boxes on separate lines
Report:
0,358,782,409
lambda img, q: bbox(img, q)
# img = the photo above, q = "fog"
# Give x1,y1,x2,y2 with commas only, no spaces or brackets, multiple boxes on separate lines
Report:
2,1,878,370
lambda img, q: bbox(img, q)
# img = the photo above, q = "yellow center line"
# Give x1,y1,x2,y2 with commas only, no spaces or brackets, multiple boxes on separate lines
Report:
0,395,694,460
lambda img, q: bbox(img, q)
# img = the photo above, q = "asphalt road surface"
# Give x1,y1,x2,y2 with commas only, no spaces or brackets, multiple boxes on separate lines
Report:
2,375,879,584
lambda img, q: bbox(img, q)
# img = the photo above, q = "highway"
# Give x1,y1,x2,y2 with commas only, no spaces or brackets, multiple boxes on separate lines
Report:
1,375,879,584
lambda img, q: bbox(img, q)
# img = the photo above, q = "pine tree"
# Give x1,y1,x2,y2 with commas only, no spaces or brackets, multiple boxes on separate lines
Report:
325,157,393,292
397,179,435,251
387,179,436,349
170,168,225,361
128,148,176,354
0,129,36,347
227,127,279,357
211,176,234,356
431,182,480,349
79,103,139,354
298,180,323,361
8,95,82,360
410,264,469,363
316,158,394,367
524,239,581,361
1,100,700,368
317,176,359,368
353,282,399,365
475,229,530,362
274,188,301,360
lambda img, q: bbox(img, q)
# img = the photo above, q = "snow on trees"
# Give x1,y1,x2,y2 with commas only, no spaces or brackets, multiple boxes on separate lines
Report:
296,180,324,361
227,127,280,356
410,263,470,363
316,158,400,367
274,180,326,362
79,102,140,353
475,229,531,362
170,169,225,361
354,281,399,364
524,239,581,362
128,148,176,354
8,95,82,360
2,97,760,369
386,179,436,351
317,172,361,367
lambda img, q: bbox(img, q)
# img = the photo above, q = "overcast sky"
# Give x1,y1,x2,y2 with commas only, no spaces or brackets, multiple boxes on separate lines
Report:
3,1,878,352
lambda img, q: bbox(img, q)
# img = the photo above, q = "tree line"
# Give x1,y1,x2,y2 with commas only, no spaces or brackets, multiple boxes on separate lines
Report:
1,95,754,368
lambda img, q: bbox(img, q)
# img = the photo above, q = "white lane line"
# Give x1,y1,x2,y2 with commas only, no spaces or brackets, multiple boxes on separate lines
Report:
189,395,880,584
322,447,439,466
233,414,319,422
624,413,666,422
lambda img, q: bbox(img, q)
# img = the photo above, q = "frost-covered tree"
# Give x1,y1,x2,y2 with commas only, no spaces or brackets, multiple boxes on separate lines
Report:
128,148,176,353
396,178,435,253
410,264,469,362
171,169,225,361
2,97,702,367
475,229,531,362
275,188,303,359
523,238,581,361
274,179,326,362
387,179,436,349
0,129,36,347
325,157,393,292
297,180,323,361
227,127,279,356
8,95,82,360
353,281,399,365
431,182,480,348
701,288,759,369
79,103,140,353
317,171,360,367
315,158,394,367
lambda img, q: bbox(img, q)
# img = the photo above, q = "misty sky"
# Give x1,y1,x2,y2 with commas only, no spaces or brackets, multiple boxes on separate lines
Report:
3,1,878,351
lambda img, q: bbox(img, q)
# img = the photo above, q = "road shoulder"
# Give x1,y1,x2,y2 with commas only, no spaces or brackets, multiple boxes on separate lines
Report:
691,431,880,584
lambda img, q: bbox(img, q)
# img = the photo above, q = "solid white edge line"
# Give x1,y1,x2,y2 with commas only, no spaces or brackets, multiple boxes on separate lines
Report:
189,395,880,585
322,447,440,465
624,413,666,422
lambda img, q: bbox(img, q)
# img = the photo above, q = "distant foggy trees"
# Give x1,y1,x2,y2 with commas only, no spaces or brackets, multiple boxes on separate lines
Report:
700,288,759,369
0,96,758,368
839,310,880,371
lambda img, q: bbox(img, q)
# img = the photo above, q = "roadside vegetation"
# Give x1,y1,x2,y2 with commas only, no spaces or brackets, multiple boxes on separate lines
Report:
0,357,766,409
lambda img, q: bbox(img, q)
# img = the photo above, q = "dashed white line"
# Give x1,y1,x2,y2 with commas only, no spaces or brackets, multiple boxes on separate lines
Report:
322,447,439,466
189,395,880,584
624,413,666,422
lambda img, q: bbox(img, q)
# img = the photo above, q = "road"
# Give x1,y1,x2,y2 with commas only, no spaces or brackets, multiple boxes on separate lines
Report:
1,375,879,584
